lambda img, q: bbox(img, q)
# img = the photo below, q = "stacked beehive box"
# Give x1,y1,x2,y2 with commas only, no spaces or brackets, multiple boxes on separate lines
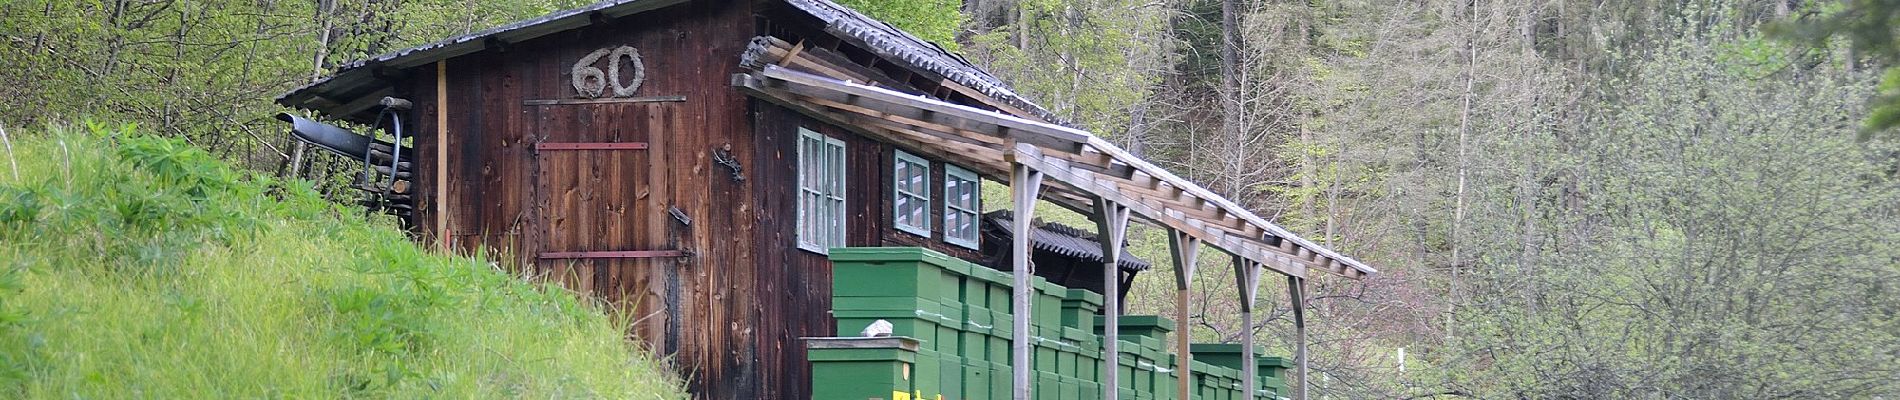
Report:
823,247,1270,400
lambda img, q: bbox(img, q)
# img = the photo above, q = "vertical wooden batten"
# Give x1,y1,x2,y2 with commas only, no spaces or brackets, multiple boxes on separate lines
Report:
435,60,450,250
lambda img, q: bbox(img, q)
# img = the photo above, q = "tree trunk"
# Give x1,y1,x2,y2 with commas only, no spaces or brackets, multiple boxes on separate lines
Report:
1219,0,1244,199
1447,0,1479,339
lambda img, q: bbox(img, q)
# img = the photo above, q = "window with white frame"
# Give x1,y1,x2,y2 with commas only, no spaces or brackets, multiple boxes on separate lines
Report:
943,165,981,249
798,128,847,253
892,150,932,236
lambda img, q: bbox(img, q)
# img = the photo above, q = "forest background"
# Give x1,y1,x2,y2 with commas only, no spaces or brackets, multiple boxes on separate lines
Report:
3,0,1897,398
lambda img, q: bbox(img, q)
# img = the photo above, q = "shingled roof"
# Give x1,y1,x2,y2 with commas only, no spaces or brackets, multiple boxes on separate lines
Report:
982,211,1152,272
776,0,1063,123
276,0,1063,125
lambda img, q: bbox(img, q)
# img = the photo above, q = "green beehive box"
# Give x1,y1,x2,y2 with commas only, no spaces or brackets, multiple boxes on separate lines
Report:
937,355,964,400
1032,278,1065,330
968,267,1014,310
1056,349,1079,377
806,337,919,400
1034,342,1059,372
1060,289,1104,330
1035,371,1062,399
989,362,1013,400
961,273,989,312
1158,368,1178,400
961,361,992,400
832,295,944,313
1188,343,1260,373
1137,336,1166,358
990,309,1016,337
1058,377,1082,400
1192,344,1293,398
1061,326,1096,349
913,349,946,399
1076,352,1103,383
830,247,955,301
1259,356,1294,395
960,331,990,364
1117,354,1139,391
964,305,994,331
835,309,955,353
1097,315,1175,342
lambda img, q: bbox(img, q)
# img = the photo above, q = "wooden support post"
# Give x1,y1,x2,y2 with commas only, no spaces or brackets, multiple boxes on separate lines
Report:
1234,255,1262,399
1092,197,1131,400
1009,159,1043,400
1169,231,1201,400
434,60,449,250
1288,275,1309,400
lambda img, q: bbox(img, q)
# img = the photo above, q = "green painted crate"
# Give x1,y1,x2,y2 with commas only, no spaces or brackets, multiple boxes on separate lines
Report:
1035,371,1062,399
921,349,945,398
807,337,919,400
1032,278,1064,330
835,309,959,354
830,247,960,302
1060,289,1104,331
938,353,964,400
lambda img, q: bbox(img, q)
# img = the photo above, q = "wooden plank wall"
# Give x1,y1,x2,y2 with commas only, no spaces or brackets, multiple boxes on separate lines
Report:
401,2,837,398
395,2,1012,397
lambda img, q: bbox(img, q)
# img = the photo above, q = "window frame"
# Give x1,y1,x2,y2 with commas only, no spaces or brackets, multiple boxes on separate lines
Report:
796,127,847,254
943,164,982,249
891,149,933,237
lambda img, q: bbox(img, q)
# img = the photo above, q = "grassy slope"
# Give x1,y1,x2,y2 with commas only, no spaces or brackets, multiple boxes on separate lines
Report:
0,123,684,398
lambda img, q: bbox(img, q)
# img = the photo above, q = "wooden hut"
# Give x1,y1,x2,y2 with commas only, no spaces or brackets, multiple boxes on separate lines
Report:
275,0,1377,398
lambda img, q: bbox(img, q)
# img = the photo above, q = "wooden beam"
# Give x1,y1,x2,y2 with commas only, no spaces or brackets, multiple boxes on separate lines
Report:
1168,230,1201,400
1022,147,1302,277
758,66,1090,153
1093,198,1132,400
335,87,396,120
1289,275,1309,400
1235,255,1263,400
434,61,449,251
1008,160,1044,400
521,96,686,106
537,250,688,259
534,142,650,151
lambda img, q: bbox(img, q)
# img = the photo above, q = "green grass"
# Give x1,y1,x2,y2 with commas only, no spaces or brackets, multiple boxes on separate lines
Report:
0,122,685,398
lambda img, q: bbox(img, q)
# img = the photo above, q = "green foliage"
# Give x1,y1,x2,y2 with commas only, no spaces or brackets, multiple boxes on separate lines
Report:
965,0,1172,135
0,0,587,170
1432,25,1900,398
834,0,966,50
1771,0,1900,137
0,123,684,398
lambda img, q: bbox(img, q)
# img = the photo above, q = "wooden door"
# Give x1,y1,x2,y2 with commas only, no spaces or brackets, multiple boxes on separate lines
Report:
529,101,680,345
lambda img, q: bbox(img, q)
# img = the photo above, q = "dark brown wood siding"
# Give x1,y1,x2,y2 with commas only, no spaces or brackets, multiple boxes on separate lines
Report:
398,2,1002,398
401,2,837,398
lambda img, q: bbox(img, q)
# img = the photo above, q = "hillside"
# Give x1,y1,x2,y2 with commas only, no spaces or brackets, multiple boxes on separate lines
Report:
0,123,684,398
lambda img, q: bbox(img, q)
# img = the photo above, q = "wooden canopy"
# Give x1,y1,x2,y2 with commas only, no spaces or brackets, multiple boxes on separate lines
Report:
733,63,1374,281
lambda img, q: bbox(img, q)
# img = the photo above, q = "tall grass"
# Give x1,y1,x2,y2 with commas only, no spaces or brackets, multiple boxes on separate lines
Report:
0,122,684,398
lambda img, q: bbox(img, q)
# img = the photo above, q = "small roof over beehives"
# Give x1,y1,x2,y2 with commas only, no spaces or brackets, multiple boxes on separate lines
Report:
981,211,1152,273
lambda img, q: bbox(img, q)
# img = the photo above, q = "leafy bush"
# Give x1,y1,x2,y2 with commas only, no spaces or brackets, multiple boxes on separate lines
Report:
0,122,684,398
